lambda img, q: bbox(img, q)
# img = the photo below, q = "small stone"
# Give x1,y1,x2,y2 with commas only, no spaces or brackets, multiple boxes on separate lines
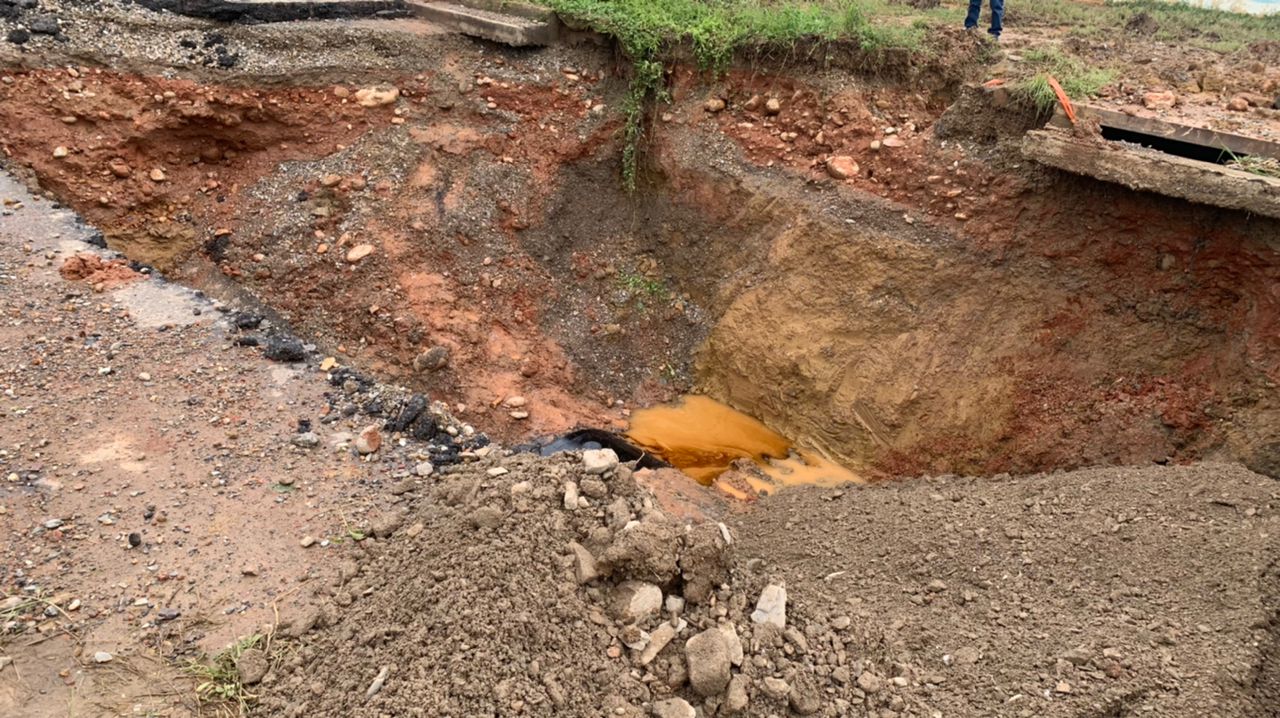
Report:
953,645,980,665
291,432,320,448
719,622,744,666
568,541,598,584
651,698,695,718
563,482,580,510
505,396,527,408
725,674,750,713
870,139,882,151
1055,680,1073,694
1227,95,1249,112
582,448,619,475
685,628,731,696
639,621,676,665
354,425,381,454
826,155,859,180
149,168,166,182
761,677,790,700
486,467,509,477
93,652,113,664
579,477,608,499
345,244,375,263
509,410,529,420
789,678,821,715
109,160,131,178
1142,91,1176,110
926,579,947,592
413,346,449,372
370,512,403,538
704,97,726,113
236,648,268,685
355,85,400,107
300,535,316,548
608,581,662,623
470,505,504,529
764,97,783,115
881,136,905,148
415,461,434,477
53,146,69,159
750,584,786,628
137,372,151,382
405,522,425,538
857,671,883,694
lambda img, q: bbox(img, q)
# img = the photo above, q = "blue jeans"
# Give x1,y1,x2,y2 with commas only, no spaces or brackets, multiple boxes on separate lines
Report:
965,0,1003,37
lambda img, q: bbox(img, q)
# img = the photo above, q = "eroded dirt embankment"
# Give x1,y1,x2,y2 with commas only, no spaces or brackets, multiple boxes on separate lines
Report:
2,41,1278,484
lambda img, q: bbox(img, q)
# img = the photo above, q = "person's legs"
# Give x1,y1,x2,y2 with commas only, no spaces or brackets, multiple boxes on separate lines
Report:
964,0,983,30
988,0,1004,37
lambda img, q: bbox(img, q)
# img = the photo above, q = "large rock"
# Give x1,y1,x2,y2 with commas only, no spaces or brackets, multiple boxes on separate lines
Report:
685,628,732,696
608,581,662,623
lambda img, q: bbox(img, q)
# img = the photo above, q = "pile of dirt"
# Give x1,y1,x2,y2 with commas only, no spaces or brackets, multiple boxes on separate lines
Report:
257,451,1280,718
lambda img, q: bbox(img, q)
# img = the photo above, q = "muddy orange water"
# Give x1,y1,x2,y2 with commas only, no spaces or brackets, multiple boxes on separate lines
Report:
626,395,861,496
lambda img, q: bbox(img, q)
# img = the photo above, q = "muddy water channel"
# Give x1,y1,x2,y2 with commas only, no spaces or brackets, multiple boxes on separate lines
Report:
626,395,860,497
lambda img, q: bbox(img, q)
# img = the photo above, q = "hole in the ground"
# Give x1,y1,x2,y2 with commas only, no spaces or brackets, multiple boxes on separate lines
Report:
1100,124,1246,164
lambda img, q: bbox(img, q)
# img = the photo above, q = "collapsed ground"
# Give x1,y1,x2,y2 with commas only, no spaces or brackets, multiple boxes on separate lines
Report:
1,0,1279,717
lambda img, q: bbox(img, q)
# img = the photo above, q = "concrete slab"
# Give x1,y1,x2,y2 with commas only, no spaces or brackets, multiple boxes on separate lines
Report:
1049,103,1280,162
1022,129,1280,219
405,0,559,46
137,0,406,22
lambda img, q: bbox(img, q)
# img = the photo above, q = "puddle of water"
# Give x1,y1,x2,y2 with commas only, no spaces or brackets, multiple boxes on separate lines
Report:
626,395,861,496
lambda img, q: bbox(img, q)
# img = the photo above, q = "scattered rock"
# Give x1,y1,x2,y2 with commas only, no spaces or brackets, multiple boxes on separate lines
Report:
355,425,382,454
345,244,375,263
764,97,783,115
651,697,695,718
370,511,402,538
750,583,786,628
718,622,744,666
236,648,269,685
762,676,791,699
93,651,114,664
639,621,676,665
685,628,731,696
355,86,399,107
300,535,316,548
608,581,662,623
582,448,619,475
291,432,320,448
1142,90,1176,110
262,336,305,362
826,155,859,180
470,505,504,529
725,674,750,713
788,675,821,715
704,97,726,113
1227,95,1249,112
413,346,450,372
857,671,883,694
149,168,167,182
568,541,598,583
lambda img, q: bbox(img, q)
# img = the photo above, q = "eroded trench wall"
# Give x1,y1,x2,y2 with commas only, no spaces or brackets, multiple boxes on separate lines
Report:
536,129,1280,479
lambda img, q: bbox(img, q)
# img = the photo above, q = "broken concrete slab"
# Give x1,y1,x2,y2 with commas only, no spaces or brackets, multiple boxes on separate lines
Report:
137,0,406,23
1048,103,1280,161
1022,129,1280,220
405,0,560,46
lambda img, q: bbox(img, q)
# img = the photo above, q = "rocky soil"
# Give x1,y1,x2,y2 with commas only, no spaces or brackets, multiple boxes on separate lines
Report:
1,2,1279,718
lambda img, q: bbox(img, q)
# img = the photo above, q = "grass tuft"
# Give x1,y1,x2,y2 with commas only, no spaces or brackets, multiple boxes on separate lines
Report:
183,634,266,716
1012,47,1114,112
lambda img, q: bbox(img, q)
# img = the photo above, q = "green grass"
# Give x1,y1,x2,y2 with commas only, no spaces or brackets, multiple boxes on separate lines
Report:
1014,0,1280,52
1012,46,1114,111
542,0,928,188
1225,153,1280,179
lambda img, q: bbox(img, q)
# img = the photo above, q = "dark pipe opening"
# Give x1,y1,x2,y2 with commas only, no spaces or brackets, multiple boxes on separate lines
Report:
1100,125,1241,165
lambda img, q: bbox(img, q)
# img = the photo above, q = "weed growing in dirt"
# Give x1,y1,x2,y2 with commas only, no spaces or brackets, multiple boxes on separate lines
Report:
1013,46,1114,111
543,0,924,188
1224,152,1280,179
183,634,266,716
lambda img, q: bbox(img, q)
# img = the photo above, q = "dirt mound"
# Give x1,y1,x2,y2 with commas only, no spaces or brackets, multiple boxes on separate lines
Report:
58,251,139,289
736,463,1280,717
258,453,1280,717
